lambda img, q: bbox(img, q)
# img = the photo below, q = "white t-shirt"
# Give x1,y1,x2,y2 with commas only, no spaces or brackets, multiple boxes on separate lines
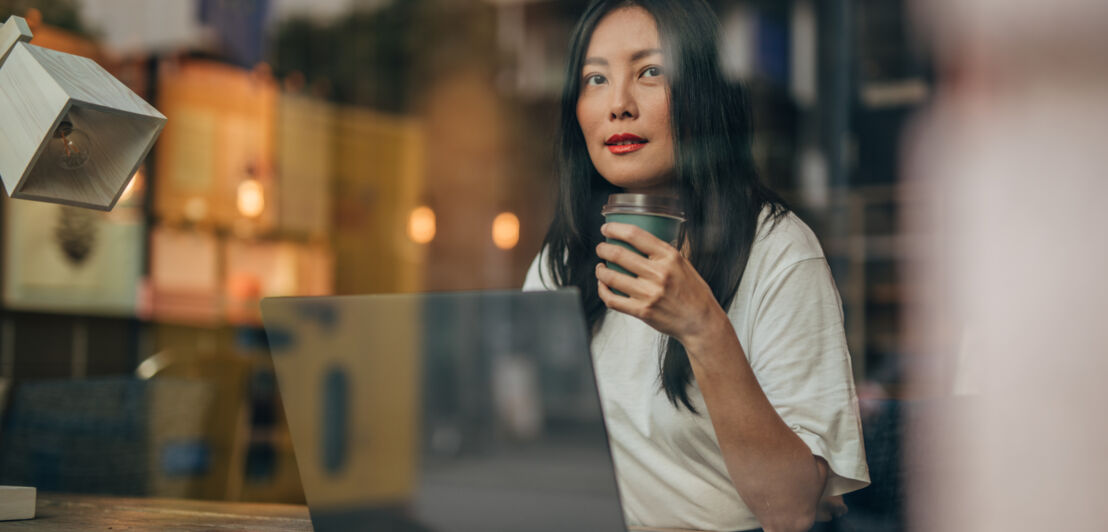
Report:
523,210,870,531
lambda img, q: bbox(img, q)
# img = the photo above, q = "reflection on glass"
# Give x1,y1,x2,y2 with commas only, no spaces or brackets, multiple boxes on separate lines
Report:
262,290,626,532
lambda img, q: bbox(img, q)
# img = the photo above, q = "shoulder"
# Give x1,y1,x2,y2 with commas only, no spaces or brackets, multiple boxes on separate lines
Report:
523,246,558,291
749,207,827,271
725,207,833,318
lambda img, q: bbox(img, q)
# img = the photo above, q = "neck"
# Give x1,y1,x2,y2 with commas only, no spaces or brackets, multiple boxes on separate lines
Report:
624,183,677,197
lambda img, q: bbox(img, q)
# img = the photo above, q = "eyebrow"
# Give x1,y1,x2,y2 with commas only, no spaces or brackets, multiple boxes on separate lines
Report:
583,48,663,67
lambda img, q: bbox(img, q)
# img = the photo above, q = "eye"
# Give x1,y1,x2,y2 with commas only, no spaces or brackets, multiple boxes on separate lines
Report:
583,73,607,86
641,66,664,79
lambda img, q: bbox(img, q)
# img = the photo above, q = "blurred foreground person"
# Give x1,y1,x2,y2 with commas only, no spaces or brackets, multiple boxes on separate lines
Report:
905,0,1108,530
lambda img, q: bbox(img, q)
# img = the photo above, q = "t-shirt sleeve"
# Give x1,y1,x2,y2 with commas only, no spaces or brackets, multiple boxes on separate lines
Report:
522,248,555,291
744,257,870,496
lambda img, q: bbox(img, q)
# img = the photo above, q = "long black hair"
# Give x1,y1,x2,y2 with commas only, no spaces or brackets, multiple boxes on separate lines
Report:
541,0,788,413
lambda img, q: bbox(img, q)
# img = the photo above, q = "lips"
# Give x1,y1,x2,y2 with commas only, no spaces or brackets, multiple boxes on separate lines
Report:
605,133,647,154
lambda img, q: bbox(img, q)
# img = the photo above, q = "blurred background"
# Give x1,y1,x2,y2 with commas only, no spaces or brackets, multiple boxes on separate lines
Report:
0,0,928,528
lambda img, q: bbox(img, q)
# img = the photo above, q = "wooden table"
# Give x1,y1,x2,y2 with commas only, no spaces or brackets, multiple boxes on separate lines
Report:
7,493,313,531
7,494,735,531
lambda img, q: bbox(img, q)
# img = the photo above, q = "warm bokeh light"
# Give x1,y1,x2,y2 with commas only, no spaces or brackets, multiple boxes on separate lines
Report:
408,206,436,244
184,196,208,222
492,212,520,250
237,179,265,218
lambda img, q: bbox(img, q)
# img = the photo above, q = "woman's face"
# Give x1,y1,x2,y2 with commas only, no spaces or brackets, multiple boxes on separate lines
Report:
577,6,676,194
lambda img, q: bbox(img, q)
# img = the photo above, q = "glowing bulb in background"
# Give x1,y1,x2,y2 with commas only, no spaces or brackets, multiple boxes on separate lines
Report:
237,179,265,218
492,212,520,250
49,120,91,169
408,206,436,244
184,197,208,222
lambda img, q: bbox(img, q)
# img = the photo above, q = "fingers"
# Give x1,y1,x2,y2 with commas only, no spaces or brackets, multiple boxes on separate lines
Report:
600,223,674,259
596,262,644,299
597,273,641,316
596,241,653,277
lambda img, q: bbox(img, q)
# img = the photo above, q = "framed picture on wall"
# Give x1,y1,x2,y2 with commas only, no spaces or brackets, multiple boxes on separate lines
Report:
2,197,144,316
155,60,277,231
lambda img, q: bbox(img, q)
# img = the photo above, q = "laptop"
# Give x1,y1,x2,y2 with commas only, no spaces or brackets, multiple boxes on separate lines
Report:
260,289,628,532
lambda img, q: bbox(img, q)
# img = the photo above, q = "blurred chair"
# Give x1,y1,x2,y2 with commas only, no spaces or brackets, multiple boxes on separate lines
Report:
0,375,214,498
135,349,253,500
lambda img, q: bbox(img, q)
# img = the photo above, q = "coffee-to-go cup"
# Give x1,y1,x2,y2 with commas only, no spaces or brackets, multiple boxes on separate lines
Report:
600,194,686,291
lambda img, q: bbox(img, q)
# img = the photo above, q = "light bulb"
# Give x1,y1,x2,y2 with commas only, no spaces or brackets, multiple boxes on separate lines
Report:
408,206,436,244
49,120,91,170
237,179,265,218
492,212,520,250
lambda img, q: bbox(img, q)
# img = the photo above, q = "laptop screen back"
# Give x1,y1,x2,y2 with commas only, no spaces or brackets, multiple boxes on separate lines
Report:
261,290,626,532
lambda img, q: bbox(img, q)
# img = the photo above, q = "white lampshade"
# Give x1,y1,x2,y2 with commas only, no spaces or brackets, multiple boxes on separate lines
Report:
0,16,166,211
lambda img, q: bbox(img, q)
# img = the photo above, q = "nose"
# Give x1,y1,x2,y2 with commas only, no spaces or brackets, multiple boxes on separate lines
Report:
608,79,638,120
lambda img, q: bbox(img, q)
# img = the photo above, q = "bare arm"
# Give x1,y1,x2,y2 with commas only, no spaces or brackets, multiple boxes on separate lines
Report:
682,307,827,532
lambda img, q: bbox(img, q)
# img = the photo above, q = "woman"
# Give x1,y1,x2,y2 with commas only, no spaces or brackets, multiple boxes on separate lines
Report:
523,1,869,531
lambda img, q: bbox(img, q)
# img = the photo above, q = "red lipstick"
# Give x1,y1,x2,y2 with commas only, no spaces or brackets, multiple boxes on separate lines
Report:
605,133,647,154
